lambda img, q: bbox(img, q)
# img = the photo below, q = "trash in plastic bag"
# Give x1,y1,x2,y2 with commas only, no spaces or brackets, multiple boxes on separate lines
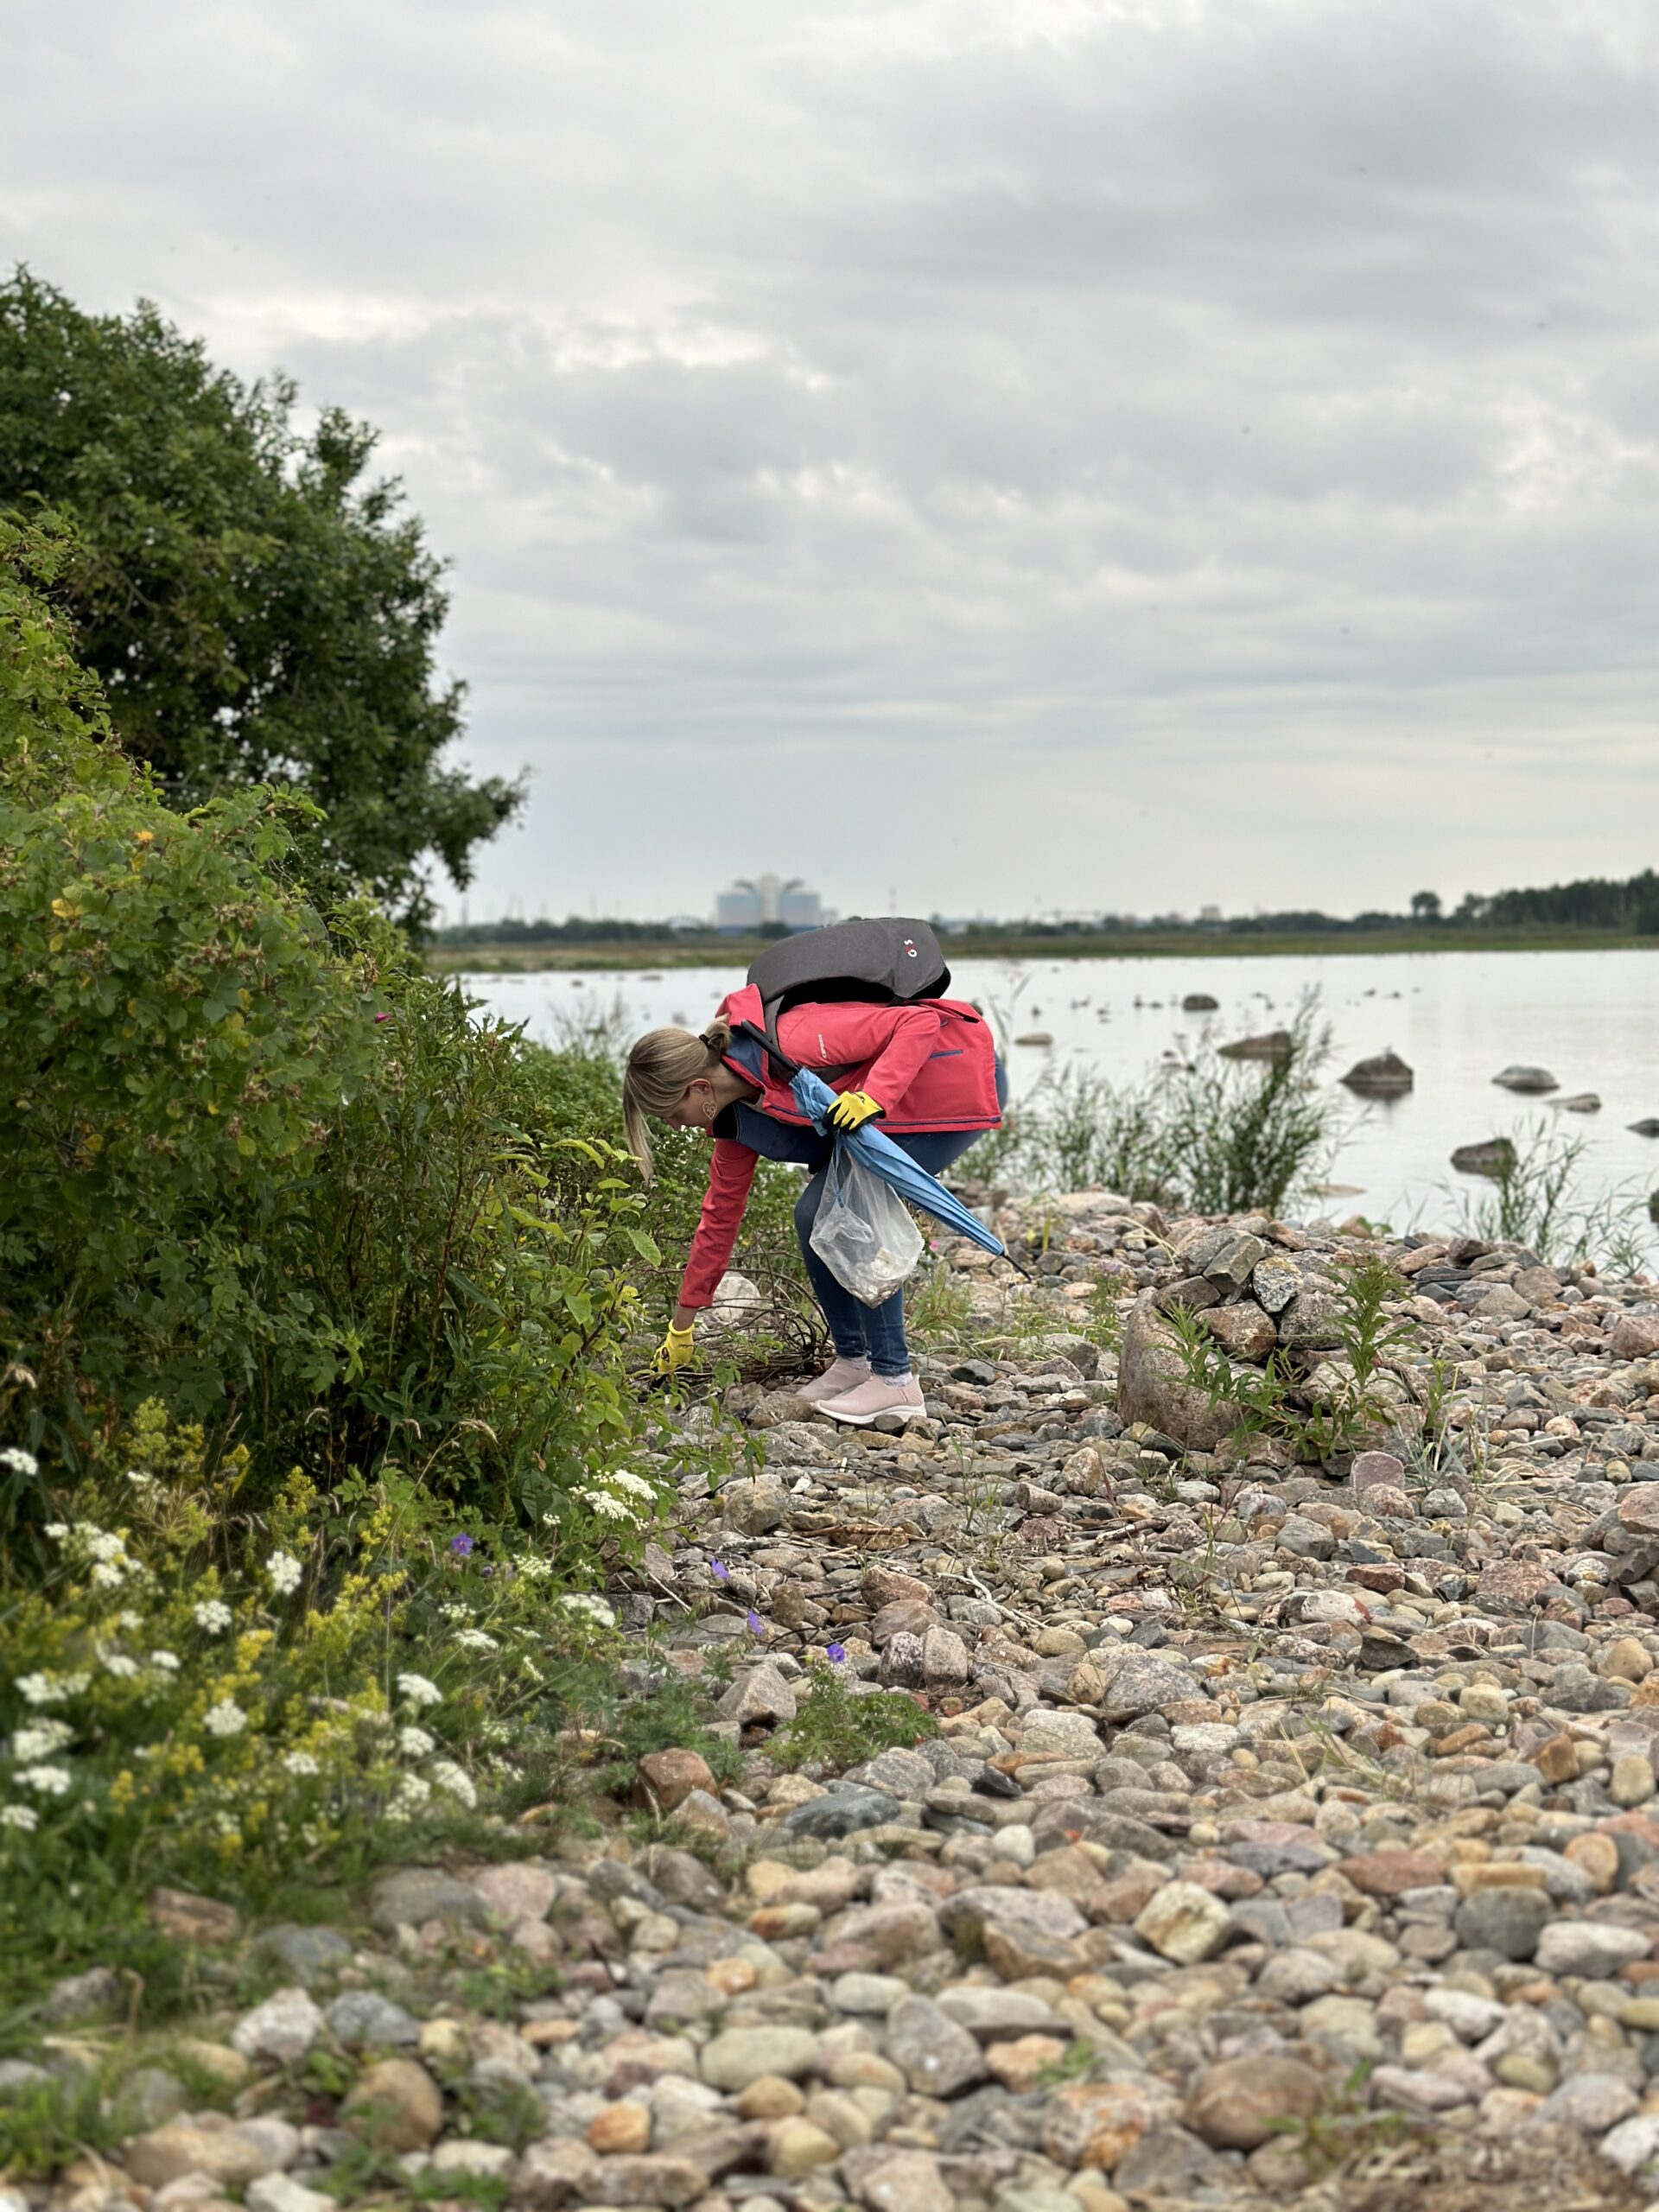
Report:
810,1145,924,1306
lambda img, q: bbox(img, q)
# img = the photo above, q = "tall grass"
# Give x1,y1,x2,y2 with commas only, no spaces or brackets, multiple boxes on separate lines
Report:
1459,1119,1649,1272
990,992,1338,1215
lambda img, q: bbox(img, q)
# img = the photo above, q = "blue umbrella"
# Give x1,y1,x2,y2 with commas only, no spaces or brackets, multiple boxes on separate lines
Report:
789,1065,1007,1258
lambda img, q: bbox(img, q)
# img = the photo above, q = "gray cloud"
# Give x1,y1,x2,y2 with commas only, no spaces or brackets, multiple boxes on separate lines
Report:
4,0,1658,919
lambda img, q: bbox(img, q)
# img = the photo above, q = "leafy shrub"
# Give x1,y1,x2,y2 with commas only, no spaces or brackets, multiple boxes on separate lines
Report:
0,514,713,1523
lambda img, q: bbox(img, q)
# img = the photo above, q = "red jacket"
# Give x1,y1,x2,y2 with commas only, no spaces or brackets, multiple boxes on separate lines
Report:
678,988,1000,1310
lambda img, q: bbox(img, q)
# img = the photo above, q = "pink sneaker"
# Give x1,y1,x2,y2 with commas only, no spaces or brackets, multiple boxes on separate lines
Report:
795,1356,872,1404
818,1373,927,1427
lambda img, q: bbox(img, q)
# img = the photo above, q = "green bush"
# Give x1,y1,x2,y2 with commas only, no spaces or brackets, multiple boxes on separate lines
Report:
0,512,700,1524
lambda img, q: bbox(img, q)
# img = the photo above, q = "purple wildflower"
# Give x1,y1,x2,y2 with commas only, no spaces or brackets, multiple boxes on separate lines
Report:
449,1534,475,1556
825,1643,846,1665
374,1011,393,1023
709,1559,729,1584
747,1610,763,1636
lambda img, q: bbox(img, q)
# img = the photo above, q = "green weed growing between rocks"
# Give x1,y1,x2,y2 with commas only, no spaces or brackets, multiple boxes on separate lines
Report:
770,1656,939,1771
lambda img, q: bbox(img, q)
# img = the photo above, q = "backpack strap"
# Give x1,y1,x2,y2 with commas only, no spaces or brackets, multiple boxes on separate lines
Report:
734,1014,858,1089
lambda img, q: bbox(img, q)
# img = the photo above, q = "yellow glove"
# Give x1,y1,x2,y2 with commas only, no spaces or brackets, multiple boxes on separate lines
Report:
650,1322,696,1377
826,1090,883,1133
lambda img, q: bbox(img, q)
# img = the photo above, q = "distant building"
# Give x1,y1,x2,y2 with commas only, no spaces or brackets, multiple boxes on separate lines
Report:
715,874,825,933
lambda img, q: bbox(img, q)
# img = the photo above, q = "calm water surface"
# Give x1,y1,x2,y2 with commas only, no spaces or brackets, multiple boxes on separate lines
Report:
460,950,1659,1257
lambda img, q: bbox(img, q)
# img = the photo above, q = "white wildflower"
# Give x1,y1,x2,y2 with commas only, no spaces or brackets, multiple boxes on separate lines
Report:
439,1603,471,1623
194,1599,232,1635
603,1469,657,1502
282,1751,321,1777
0,1448,39,1479
453,1628,498,1652
101,1654,139,1679
512,1553,551,1580
429,1758,477,1809
79,1527,125,1565
125,1468,158,1490
0,1803,39,1832
16,1765,72,1796
557,1592,616,1629
16,1672,87,1707
118,1609,143,1630
43,1523,69,1541
90,1563,124,1589
518,1656,545,1683
394,1771,431,1807
10,1720,73,1761
149,1650,180,1672
576,1489,638,1525
397,1672,442,1708
202,1699,247,1738
265,1550,303,1596
397,1726,435,1758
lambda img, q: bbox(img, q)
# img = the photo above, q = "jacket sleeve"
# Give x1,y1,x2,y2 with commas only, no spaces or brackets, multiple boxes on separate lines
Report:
855,1004,944,1111
677,1137,760,1309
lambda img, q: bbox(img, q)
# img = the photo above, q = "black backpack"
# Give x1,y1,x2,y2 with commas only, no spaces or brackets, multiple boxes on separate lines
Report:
743,917,951,1076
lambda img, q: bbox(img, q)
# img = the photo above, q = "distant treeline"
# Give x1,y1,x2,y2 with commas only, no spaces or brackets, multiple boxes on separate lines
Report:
437,867,1659,944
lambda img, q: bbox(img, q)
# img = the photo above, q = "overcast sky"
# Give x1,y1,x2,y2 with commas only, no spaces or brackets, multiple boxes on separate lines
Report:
5,0,1658,922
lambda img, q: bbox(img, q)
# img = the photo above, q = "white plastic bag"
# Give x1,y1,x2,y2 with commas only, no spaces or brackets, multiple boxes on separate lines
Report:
810,1147,924,1306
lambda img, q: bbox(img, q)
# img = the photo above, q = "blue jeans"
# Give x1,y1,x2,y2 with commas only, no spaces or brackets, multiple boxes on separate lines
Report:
740,1059,1006,1380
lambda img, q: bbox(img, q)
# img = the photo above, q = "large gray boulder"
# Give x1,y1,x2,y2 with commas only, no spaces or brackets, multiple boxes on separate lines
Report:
1117,1295,1244,1450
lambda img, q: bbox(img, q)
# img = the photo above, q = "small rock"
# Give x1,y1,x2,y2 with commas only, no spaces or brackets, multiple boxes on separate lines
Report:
840,2145,956,2212
1611,1752,1656,1807
586,2102,652,2155
123,2128,275,2191
474,1863,559,1922
702,2027,821,2091
342,2057,443,2152
1452,1889,1551,1961
325,1990,420,2050
1134,1881,1232,1965
884,1995,988,2095
231,1987,326,2067
1203,1302,1279,1360
718,1662,798,1726
768,2116,842,2177
1043,2082,1172,2171
368,1867,487,1934
245,2177,332,2212
1533,1921,1654,1977
1186,2056,1325,2149
1343,1050,1414,1097
1493,1065,1559,1093
149,1888,240,1946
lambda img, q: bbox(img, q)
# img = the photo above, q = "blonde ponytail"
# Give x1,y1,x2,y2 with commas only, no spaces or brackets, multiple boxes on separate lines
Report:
621,1020,731,1182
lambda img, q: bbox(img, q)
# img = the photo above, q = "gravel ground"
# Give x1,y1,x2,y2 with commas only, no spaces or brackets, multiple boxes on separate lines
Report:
15,1190,1659,2212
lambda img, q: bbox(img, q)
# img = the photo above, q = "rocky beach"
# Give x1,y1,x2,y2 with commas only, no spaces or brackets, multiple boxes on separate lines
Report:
13,1191,1659,2212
